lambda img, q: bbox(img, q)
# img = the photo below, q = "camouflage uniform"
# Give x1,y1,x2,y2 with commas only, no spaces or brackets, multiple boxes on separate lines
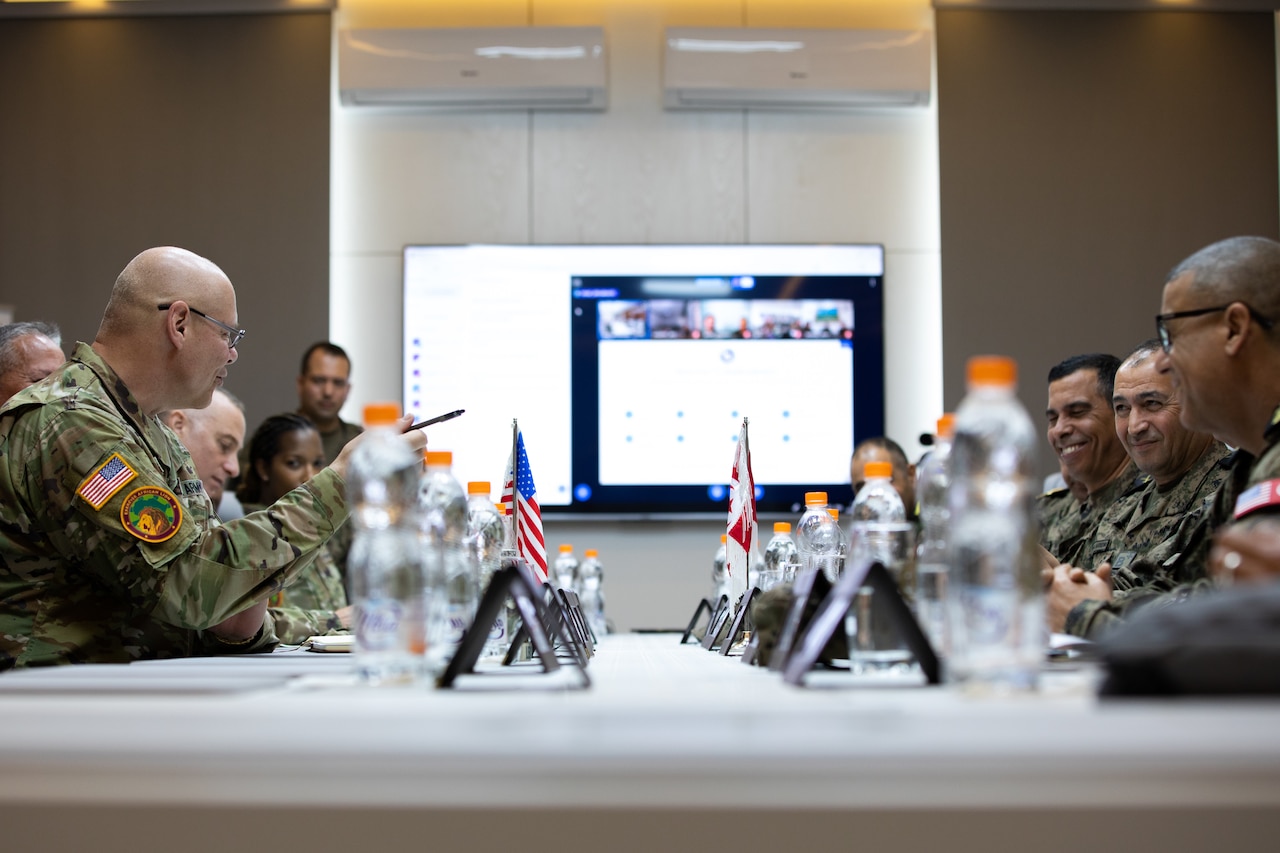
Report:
0,343,348,668
1050,461,1148,567
318,418,363,476
1038,487,1081,559
1080,442,1231,583
1066,406,1280,638
243,501,350,644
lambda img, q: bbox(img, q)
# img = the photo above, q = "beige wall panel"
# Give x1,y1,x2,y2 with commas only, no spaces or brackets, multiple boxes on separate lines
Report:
330,252,406,414
529,1,748,244
884,249,944,453
331,111,532,253
744,0,934,29
746,111,940,250
547,520,717,631
336,0,529,29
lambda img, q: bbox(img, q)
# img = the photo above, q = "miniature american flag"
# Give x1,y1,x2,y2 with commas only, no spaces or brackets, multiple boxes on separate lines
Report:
1234,478,1280,519
77,453,137,508
501,432,547,582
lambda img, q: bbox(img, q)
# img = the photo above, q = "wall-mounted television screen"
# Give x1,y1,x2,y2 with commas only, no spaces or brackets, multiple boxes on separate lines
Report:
402,244,884,518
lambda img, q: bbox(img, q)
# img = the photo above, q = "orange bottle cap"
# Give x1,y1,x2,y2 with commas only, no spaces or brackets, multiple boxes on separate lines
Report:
936,413,956,439
363,402,401,427
966,355,1017,388
425,450,453,467
774,522,791,533
466,481,490,495
804,491,828,507
863,461,893,479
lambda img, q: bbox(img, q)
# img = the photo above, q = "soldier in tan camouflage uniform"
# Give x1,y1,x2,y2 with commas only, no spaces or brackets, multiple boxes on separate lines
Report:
0,247,423,668
1041,353,1146,565
1045,237,1280,637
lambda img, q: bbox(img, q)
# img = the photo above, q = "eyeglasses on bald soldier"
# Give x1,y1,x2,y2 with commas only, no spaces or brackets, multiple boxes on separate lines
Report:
1154,302,1273,351
157,303,246,349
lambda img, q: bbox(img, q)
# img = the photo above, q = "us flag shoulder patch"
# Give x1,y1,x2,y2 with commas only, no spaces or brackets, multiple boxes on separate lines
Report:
76,453,138,510
1234,478,1280,520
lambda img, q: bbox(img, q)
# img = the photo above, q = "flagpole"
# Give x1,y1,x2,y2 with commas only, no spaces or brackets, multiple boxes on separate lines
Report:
511,418,520,560
742,416,750,592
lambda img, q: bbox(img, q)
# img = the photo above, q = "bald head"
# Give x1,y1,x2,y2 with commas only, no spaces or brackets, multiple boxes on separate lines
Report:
92,247,240,417
1167,236,1280,327
99,247,234,340
161,388,246,504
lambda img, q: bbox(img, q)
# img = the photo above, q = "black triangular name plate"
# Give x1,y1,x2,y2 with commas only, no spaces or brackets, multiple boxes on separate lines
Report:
437,562,590,689
718,587,759,656
680,596,721,645
782,556,940,687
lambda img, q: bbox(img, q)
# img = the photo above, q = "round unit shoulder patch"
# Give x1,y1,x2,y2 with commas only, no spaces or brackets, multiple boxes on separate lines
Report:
120,486,183,543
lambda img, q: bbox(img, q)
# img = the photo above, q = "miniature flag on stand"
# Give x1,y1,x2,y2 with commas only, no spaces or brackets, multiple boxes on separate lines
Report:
501,428,548,583
725,418,756,612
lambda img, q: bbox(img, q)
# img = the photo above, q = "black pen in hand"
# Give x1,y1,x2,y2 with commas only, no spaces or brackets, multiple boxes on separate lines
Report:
407,409,465,431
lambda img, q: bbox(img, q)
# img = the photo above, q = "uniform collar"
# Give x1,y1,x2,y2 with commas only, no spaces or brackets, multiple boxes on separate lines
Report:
70,342,178,471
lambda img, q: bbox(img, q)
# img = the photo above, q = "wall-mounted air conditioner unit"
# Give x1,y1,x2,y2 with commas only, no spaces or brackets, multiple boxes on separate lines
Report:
338,27,607,110
663,28,931,110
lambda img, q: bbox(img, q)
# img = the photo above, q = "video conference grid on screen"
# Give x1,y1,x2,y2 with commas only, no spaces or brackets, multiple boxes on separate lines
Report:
402,245,884,517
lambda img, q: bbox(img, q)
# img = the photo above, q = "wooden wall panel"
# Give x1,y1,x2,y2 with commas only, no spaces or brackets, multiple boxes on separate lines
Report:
937,10,1279,474
0,13,331,432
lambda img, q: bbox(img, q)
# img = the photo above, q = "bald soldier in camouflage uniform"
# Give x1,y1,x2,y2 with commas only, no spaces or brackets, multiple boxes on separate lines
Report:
1046,237,1280,636
0,247,423,668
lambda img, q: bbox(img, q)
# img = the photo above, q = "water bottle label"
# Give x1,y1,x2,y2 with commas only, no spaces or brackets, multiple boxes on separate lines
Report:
488,614,506,642
356,599,404,651
958,586,1015,645
445,605,470,645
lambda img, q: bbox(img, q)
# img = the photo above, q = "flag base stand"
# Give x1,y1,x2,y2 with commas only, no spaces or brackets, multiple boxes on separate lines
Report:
438,561,590,689
718,587,760,656
679,596,721,645
700,596,734,651
781,558,940,688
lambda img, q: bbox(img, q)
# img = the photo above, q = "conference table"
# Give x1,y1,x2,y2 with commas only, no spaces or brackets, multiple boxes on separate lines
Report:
1,634,1278,852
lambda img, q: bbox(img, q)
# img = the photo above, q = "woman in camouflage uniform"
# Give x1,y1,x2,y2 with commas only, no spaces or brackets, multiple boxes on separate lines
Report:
238,413,351,644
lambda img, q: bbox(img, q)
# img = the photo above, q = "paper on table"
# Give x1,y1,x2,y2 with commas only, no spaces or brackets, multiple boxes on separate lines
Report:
307,635,354,653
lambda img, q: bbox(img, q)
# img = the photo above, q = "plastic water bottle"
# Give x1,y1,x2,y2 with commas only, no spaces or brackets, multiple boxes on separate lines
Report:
466,481,506,658
847,462,908,669
578,548,606,639
711,533,729,604
850,461,906,523
827,507,850,582
794,491,842,580
848,460,907,570
915,413,955,660
762,522,797,589
419,450,474,673
347,402,424,686
947,356,1041,693
553,543,580,592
